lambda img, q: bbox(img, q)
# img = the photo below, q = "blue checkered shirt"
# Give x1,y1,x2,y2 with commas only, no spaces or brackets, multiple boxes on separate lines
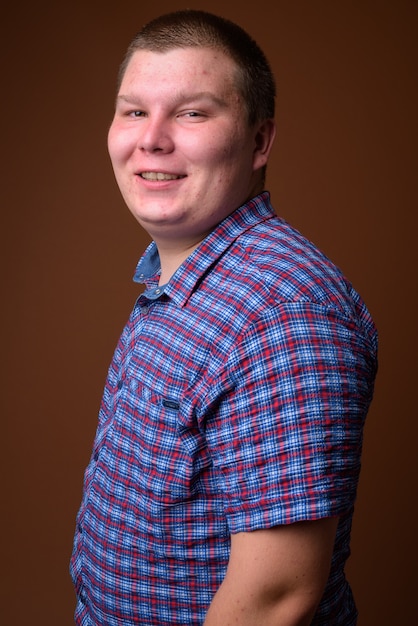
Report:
71,192,378,625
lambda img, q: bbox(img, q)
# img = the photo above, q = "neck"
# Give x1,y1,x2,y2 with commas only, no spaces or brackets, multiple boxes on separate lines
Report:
155,237,204,285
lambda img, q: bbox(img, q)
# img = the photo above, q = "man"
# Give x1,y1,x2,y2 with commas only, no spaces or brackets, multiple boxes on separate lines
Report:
71,10,378,625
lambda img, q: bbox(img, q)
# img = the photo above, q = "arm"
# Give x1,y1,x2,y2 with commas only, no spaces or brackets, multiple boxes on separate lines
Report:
204,517,338,626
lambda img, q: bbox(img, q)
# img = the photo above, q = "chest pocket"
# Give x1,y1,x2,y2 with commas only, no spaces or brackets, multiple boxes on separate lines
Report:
114,376,208,501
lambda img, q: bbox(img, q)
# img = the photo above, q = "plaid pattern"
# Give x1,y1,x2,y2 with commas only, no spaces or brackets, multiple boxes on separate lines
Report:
71,192,377,625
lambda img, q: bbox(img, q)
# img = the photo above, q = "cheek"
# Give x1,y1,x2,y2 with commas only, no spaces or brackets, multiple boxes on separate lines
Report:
108,126,134,164
107,124,118,157
183,126,239,164
215,129,252,167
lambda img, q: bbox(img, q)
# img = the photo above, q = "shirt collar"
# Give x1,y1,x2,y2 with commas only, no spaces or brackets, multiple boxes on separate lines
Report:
133,191,275,307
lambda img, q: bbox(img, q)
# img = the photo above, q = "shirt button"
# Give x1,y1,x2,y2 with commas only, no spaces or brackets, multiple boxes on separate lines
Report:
155,288,161,295
79,588,87,604
117,379,123,389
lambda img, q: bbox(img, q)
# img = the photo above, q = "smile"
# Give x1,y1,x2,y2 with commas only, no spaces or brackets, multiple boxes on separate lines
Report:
140,172,186,181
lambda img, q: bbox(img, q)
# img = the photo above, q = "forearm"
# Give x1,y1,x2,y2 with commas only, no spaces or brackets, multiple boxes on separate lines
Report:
204,580,317,626
203,519,338,626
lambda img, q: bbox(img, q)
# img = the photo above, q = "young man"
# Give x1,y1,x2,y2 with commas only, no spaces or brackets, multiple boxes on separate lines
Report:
71,10,378,625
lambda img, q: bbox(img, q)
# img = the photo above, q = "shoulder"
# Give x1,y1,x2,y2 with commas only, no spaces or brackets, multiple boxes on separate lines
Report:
216,215,356,314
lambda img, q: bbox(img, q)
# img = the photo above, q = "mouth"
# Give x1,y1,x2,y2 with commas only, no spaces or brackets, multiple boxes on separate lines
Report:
139,172,186,181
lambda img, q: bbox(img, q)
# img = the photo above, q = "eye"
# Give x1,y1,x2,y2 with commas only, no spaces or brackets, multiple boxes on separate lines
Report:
178,110,207,121
128,110,145,118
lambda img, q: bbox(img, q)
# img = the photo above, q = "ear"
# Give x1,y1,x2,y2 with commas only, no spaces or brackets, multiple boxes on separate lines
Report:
252,119,276,171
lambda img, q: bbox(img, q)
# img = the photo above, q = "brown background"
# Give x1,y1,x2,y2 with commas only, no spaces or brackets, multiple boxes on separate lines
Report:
2,1,417,624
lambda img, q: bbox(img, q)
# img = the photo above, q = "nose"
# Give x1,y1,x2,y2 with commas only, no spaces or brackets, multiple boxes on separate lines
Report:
138,116,174,154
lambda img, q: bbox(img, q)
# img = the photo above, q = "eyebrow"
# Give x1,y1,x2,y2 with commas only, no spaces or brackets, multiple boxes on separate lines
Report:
116,91,228,108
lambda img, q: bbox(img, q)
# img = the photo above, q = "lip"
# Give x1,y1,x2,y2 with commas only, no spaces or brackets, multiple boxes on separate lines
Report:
136,171,187,182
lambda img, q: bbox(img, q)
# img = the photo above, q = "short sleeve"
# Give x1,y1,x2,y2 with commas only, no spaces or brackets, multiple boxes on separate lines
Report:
204,301,377,532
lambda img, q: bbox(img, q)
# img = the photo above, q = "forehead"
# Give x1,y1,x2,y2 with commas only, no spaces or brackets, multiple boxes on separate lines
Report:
120,46,240,93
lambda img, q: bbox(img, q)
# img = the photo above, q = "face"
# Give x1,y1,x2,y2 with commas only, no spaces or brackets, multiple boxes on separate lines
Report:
108,47,274,248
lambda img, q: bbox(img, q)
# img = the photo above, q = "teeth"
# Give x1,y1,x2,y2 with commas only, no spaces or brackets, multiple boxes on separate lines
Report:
141,172,182,181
